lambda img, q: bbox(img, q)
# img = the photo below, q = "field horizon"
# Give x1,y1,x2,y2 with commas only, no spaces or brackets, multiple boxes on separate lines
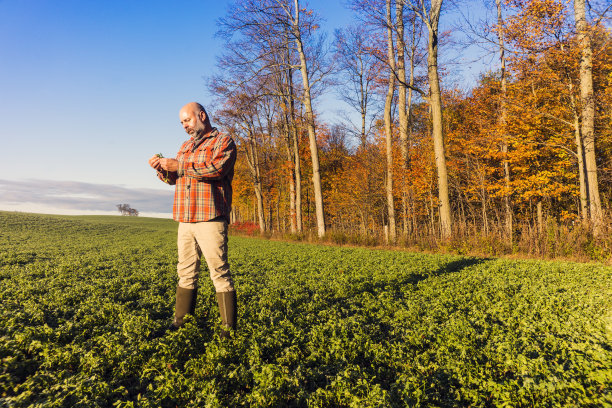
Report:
3,210,609,266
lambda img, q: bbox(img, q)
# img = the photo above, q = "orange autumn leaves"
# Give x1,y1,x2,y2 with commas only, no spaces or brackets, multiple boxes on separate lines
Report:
227,0,610,232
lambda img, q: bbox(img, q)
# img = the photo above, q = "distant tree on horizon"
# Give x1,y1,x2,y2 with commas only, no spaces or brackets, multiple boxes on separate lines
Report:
116,204,138,216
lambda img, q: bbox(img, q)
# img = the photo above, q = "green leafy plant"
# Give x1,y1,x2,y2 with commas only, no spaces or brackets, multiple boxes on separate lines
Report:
1,211,610,407
155,153,170,183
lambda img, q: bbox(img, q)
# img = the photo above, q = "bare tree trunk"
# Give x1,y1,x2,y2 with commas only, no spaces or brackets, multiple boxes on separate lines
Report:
359,66,368,146
244,126,266,233
537,200,543,236
574,0,603,235
395,1,409,238
495,0,512,241
282,24,303,234
287,68,303,233
410,188,417,236
292,120,303,233
481,172,488,235
284,115,298,234
294,0,325,237
402,192,408,236
384,0,397,242
402,17,418,237
276,188,282,232
253,164,266,232
426,0,452,239
429,182,435,233
575,118,589,220
360,104,367,146
568,79,589,221
396,0,409,168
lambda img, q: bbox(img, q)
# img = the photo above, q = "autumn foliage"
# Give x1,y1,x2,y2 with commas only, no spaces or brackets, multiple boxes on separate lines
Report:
213,0,611,261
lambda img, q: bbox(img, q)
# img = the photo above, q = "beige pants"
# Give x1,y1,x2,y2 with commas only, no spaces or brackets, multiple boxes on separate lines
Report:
177,219,234,292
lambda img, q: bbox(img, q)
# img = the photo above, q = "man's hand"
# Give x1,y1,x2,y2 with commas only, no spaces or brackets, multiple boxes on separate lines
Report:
148,155,162,171
160,158,179,172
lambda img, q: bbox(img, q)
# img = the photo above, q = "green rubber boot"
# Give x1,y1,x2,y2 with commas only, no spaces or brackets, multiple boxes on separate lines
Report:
168,286,197,331
216,291,237,339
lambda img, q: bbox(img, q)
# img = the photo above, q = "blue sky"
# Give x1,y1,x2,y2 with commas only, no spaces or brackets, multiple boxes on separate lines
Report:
0,0,489,217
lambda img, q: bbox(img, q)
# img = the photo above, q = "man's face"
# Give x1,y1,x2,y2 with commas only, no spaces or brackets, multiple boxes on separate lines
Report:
179,109,206,138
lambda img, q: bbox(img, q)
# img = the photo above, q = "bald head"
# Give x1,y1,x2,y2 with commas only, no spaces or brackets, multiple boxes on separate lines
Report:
180,102,204,115
179,102,211,138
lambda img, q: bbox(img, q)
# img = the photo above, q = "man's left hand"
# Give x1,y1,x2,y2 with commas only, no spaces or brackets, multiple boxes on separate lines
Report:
160,158,179,172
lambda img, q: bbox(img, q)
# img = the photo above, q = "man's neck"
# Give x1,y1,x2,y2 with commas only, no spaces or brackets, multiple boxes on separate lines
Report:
192,126,213,140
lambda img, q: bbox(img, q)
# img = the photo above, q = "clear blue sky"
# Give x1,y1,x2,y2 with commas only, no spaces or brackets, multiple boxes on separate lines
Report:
0,0,488,217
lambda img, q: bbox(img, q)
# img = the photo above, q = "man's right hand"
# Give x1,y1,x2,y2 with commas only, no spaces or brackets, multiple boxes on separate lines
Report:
148,155,162,171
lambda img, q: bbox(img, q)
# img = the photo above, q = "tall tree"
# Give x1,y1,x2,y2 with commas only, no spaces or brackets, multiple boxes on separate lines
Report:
216,92,268,232
503,0,602,226
495,0,513,239
288,0,327,237
384,0,398,242
269,25,303,234
216,0,329,237
405,0,452,239
573,0,603,234
398,13,422,235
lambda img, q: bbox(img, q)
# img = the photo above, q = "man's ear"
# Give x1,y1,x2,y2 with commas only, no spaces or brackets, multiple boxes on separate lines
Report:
199,110,207,123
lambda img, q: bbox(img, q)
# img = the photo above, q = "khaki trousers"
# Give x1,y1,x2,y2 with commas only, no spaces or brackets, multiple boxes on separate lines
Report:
177,219,234,292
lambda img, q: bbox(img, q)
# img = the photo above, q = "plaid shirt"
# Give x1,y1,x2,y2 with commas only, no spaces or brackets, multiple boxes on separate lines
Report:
157,128,236,223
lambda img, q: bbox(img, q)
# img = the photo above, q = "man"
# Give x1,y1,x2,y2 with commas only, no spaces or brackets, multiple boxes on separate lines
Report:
148,102,237,337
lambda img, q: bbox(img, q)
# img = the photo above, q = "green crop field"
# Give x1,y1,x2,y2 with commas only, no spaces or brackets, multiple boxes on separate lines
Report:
0,212,610,407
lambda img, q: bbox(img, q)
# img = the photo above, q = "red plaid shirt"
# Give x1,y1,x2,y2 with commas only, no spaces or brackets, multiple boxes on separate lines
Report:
157,128,236,223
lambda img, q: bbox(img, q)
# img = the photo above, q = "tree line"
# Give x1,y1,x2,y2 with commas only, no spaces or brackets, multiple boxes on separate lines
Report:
208,0,611,251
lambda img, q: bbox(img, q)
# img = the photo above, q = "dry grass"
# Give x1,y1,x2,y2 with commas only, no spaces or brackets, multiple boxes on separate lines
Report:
230,218,612,264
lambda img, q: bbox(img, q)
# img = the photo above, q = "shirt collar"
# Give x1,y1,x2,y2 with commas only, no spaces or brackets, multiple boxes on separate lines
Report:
190,127,218,151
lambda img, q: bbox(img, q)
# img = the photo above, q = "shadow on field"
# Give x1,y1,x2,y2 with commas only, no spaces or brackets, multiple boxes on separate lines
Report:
432,257,492,277
336,257,494,309
388,257,492,288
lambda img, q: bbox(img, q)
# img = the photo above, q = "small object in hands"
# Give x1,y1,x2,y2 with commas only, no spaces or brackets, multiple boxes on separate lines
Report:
156,153,170,183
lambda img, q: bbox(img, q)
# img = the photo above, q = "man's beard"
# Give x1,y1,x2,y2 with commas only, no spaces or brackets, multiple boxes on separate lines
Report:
190,124,206,139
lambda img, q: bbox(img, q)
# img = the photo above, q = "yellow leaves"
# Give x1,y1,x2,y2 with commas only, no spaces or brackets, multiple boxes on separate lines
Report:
504,0,571,54
559,210,579,222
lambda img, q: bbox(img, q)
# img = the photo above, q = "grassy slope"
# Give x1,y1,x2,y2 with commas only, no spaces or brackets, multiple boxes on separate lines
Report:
0,212,610,407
